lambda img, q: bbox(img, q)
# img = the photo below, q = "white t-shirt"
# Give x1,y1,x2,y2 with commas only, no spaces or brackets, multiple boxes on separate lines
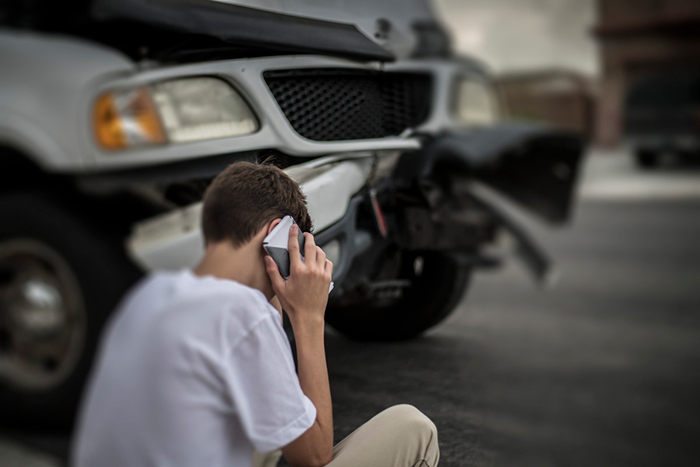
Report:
72,270,316,467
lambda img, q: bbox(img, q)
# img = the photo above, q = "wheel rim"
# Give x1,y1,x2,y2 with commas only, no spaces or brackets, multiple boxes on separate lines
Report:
0,239,86,391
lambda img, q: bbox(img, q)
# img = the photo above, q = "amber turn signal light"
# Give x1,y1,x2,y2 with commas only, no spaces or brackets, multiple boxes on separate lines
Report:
93,88,166,151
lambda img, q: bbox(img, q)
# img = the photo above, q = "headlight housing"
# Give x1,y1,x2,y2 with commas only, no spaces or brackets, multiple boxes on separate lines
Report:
93,77,259,151
454,77,499,126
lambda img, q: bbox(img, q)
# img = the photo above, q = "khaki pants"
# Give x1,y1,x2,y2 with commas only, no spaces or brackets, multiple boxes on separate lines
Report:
253,405,439,467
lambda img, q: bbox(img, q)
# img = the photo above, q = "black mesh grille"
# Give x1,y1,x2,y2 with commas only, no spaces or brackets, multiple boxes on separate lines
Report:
264,69,432,141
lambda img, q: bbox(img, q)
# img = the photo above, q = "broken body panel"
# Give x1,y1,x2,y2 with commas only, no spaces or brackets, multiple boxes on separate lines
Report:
128,125,584,289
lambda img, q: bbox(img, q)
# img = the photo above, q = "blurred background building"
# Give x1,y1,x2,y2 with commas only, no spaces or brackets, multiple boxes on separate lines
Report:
496,69,596,137
435,0,700,147
434,0,599,138
594,0,700,146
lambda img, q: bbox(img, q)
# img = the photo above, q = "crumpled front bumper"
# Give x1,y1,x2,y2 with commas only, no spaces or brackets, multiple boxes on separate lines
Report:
399,123,586,224
125,154,377,272
126,123,586,289
392,123,586,284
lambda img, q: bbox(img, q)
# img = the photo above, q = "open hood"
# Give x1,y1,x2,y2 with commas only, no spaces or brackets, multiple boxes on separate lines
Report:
2,0,452,62
90,0,394,61
207,0,452,59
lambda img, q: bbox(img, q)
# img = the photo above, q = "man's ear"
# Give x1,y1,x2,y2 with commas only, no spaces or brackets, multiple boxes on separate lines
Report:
266,218,283,236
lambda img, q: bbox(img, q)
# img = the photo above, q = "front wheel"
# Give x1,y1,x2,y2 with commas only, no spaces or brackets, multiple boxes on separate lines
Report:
325,252,470,341
0,192,140,426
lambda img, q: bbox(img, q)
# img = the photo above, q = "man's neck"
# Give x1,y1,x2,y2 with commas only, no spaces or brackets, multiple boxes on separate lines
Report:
193,234,271,299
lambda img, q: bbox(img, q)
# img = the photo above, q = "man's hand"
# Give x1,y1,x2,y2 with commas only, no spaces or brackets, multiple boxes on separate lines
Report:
264,223,335,467
265,224,333,326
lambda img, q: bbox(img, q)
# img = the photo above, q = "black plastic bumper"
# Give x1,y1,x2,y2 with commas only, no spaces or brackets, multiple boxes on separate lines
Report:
398,123,586,224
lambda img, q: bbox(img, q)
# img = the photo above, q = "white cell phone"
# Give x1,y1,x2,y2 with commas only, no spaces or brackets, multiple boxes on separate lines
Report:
263,216,304,279
263,216,334,293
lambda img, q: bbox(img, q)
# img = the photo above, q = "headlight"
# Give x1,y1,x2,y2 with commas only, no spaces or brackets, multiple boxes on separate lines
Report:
454,78,499,126
93,77,258,151
151,78,258,143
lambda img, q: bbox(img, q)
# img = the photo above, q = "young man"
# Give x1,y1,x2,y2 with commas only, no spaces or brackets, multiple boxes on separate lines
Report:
72,162,440,467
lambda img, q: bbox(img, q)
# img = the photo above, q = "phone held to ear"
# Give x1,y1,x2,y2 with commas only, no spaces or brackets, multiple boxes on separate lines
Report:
263,215,334,294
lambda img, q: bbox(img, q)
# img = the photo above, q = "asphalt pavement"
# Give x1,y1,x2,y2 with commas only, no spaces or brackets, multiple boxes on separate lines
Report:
3,147,700,466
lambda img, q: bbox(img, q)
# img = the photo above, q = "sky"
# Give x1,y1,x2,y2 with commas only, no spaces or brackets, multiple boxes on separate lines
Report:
432,0,600,77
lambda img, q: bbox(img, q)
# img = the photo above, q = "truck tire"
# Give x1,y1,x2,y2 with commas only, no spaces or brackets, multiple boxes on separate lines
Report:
325,252,470,341
0,192,141,426
635,149,659,169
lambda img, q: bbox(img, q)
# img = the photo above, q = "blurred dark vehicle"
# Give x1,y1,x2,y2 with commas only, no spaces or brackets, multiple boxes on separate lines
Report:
0,0,583,424
625,68,700,168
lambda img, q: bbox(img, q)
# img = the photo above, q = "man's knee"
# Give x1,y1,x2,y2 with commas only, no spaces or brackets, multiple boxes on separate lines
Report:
384,404,437,437
380,405,439,465
332,405,440,467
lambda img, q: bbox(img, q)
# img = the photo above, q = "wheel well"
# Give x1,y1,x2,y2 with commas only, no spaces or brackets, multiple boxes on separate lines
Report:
0,145,47,190
0,145,163,241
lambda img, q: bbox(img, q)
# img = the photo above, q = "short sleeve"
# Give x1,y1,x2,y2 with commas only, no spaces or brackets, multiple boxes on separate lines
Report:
223,310,316,453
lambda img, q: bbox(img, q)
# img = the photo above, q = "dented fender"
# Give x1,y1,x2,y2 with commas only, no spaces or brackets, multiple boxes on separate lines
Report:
400,123,586,223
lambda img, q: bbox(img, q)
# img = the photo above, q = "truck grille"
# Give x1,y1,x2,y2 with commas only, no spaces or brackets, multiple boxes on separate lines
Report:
264,69,432,142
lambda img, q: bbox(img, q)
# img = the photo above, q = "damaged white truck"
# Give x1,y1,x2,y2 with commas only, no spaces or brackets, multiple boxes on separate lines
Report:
0,0,584,423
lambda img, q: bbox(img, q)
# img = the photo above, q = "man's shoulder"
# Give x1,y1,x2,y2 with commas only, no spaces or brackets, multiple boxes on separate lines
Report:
155,270,276,328
173,273,283,352
143,269,262,302
119,270,277,351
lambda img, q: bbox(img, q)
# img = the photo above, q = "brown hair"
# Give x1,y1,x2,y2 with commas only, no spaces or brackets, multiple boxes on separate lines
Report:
201,162,312,247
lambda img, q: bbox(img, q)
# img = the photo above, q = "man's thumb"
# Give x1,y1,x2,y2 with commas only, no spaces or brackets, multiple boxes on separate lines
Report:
264,256,285,290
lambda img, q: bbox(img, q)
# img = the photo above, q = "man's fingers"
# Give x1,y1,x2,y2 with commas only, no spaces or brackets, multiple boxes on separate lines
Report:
288,224,302,268
304,232,317,264
264,255,286,292
315,246,326,268
324,259,333,277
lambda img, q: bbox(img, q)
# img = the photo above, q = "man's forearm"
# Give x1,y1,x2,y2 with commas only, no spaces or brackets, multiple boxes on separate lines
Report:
290,316,334,462
268,226,335,466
